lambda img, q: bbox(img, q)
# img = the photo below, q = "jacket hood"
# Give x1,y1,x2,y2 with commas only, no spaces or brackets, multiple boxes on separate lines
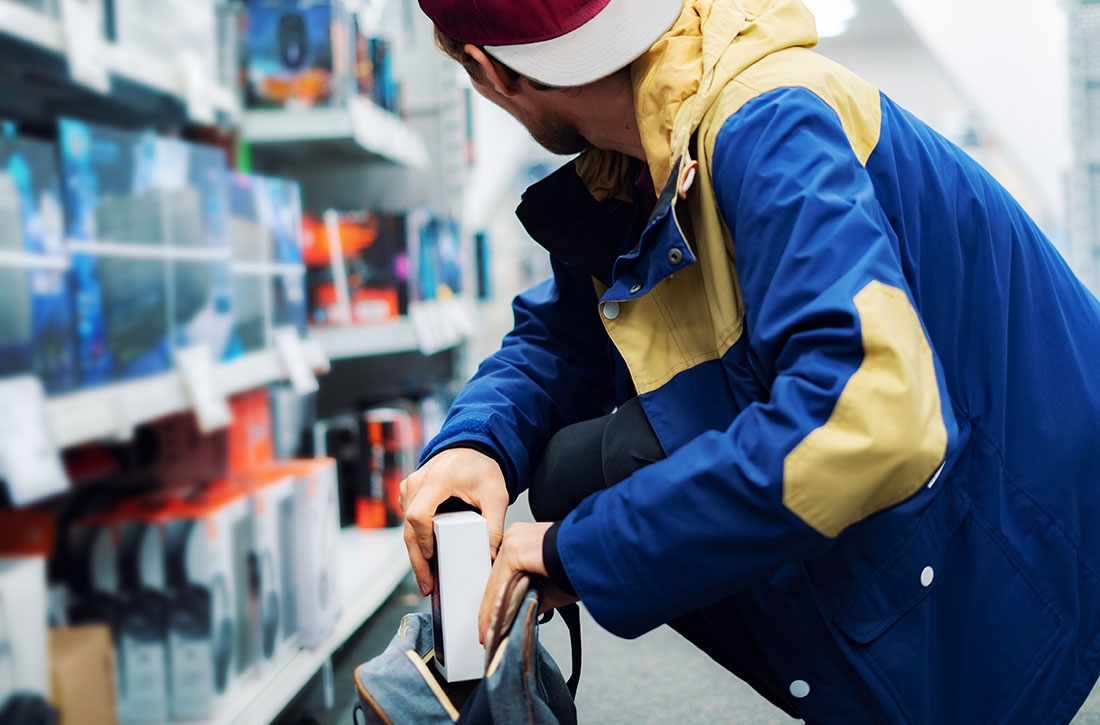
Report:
624,0,819,191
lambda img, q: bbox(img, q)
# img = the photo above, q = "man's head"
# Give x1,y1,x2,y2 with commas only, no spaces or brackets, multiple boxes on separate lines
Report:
420,0,683,156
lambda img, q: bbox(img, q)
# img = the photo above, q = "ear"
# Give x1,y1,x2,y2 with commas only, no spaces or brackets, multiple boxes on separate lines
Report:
465,45,521,97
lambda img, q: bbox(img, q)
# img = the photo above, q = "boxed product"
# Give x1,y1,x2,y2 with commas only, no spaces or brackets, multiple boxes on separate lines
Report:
261,459,340,646
355,30,400,113
228,389,275,477
175,142,235,360
408,209,464,303
227,172,273,354
246,0,357,109
0,135,79,393
303,211,408,326
312,414,369,527
58,118,172,385
114,519,172,724
268,177,308,337
430,511,490,682
66,497,174,723
242,469,298,667
363,407,416,528
161,484,254,720
48,625,117,725
0,557,49,704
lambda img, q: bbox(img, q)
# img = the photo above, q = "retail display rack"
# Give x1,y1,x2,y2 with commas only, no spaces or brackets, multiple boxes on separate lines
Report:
0,1,239,124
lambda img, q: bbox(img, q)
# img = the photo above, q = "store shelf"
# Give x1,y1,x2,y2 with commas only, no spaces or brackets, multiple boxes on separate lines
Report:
214,527,411,725
242,97,430,169
309,300,475,360
0,1,239,123
46,343,330,449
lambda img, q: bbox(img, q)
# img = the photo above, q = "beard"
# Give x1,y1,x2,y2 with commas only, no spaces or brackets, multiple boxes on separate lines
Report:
520,109,589,156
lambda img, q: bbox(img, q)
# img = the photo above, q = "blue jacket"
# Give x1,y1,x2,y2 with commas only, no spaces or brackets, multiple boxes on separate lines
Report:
421,1,1100,720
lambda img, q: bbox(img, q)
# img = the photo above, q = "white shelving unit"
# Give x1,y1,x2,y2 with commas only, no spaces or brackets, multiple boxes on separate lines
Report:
309,299,475,360
45,342,329,449
242,97,430,169
0,1,239,122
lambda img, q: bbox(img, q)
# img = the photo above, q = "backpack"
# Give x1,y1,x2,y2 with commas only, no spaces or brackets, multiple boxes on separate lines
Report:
353,572,581,724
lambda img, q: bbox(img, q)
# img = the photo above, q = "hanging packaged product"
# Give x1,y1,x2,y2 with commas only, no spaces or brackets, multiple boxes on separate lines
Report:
245,0,358,109
0,134,79,394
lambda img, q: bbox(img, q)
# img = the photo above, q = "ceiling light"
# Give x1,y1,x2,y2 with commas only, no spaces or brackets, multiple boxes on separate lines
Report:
804,0,859,38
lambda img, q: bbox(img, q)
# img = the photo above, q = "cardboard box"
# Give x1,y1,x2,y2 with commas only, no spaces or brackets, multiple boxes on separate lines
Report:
0,557,49,702
48,626,116,725
261,459,340,646
0,135,79,393
430,512,490,682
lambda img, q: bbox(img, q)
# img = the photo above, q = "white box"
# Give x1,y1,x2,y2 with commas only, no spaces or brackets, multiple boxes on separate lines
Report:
0,557,48,703
161,485,252,721
266,459,341,646
246,469,299,668
431,512,491,683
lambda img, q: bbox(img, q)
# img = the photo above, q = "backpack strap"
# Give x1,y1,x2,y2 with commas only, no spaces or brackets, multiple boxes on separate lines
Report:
539,601,582,698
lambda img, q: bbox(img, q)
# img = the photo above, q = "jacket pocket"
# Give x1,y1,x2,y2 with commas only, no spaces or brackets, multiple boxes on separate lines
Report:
833,486,1064,724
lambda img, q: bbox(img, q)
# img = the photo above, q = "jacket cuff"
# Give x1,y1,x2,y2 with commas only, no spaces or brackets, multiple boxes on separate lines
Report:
419,414,524,499
542,521,576,598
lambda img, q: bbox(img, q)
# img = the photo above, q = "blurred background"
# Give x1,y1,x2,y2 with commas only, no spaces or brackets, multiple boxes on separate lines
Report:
0,0,1091,723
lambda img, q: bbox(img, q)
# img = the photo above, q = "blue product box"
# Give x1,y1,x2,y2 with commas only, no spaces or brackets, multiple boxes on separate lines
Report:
174,142,235,360
410,211,464,303
227,172,273,354
269,178,307,336
58,118,172,386
246,0,356,109
0,135,79,393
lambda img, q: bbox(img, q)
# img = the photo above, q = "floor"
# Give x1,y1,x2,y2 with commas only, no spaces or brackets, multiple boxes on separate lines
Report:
279,492,1100,724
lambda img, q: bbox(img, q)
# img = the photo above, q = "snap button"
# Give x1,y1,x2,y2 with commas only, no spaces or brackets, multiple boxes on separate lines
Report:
629,283,642,295
603,301,620,320
789,680,810,699
668,247,684,266
921,566,935,587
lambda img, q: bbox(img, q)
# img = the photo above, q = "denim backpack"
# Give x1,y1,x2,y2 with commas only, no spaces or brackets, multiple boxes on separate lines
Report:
353,573,581,724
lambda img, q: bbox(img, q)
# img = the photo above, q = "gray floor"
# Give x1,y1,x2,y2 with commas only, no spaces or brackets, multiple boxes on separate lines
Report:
281,492,1100,724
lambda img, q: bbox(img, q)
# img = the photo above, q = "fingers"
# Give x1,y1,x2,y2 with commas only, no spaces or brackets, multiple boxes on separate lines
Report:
404,481,452,564
476,485,509,559
403,521,433,596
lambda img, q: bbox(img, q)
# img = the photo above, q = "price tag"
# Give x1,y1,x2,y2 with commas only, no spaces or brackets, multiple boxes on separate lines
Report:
60,0,110,93
275,327,319,396
0,377,69,506
410,303,439,355
303,339,331,375
348,98,379,155
176,345,232,434
180,51,216,126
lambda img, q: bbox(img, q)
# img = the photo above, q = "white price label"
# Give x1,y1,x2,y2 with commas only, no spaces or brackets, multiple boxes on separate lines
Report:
0,377,69,506
60,0,109,93
176,345,232,433
180,51,215,125
303,339,331,375
275,327,319,396
348,98,379,155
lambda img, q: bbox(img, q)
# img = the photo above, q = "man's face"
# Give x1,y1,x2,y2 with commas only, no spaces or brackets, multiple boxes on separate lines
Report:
470,74,589,156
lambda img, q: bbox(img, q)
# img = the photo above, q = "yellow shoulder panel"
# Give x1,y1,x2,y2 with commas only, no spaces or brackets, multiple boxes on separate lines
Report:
701,47,882,167
782,281,948,538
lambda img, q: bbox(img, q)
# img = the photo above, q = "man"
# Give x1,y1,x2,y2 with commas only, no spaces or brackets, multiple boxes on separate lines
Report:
400,0,1100,720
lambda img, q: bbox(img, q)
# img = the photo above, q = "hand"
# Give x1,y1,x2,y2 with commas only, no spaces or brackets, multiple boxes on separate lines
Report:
400,447,509,596
477,522,578,645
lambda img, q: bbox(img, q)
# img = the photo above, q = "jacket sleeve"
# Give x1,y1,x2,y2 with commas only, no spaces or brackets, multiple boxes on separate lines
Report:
419,256,616,498
555,87,955,637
